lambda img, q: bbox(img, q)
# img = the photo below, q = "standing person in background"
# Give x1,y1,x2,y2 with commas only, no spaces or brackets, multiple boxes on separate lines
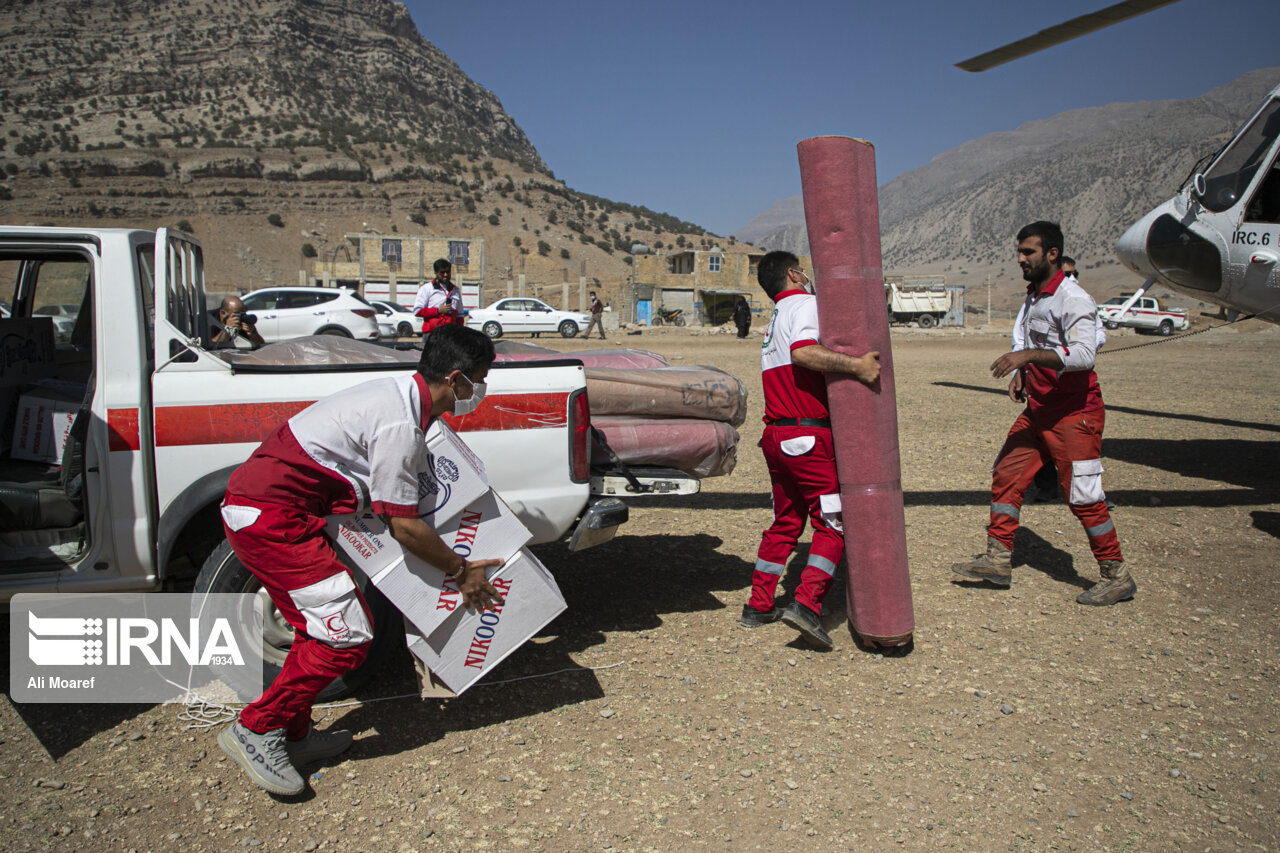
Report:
586,290,607,340
952,222,1134,606
413,259,464,346
739,251,881,650
733,295,752,338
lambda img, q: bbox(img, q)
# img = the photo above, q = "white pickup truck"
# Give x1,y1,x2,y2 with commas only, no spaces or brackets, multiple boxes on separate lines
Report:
0,226,695,693
1098,295,1189,336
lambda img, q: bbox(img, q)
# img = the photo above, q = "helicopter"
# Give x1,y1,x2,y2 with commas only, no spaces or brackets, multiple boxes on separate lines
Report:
957,0,1280,325
1113,86,1280,324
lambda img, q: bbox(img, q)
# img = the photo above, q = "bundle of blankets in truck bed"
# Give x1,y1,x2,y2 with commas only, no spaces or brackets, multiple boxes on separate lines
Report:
494,342,744,479
220,338,746,479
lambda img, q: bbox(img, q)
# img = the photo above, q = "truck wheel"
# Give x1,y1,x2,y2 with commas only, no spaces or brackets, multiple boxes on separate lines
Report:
194,539,401,701
1158,320,1173,336
397,321,414,338
482,321,503,339
917,314,937,329
1103,320,1119,330
559,320,579,338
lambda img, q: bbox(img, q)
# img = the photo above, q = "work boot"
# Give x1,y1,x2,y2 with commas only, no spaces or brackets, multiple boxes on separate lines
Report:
1076,560,1136,606
218,722,305,796
286,725,354,766
738,604,781,628
780,602,833,650
951,536,1013,586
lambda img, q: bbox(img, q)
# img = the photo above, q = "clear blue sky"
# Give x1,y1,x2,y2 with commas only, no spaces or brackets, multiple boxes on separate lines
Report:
405,0,1280,237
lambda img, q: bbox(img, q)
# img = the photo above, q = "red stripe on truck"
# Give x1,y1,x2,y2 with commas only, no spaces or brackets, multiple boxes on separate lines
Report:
156,401,313,447
108,392,570,451
442,392,569,432
107,408,141,452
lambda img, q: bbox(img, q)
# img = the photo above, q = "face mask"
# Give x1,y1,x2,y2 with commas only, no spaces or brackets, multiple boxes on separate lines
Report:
793,268,814,294
452,373,487,416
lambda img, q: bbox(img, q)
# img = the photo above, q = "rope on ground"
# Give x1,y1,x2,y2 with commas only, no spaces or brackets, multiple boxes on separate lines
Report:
1095,300,1280,355
177,695,240,730
174,659,628,726
312,660,628,711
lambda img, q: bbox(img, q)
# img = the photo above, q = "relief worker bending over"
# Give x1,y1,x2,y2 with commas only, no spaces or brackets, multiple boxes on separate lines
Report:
216,324,503,796
740,251,880,650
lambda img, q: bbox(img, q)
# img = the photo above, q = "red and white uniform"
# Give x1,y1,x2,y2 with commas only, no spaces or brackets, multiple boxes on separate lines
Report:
220,373,432,738
749,290,842,615
989,271,1122,563
413,279,464,335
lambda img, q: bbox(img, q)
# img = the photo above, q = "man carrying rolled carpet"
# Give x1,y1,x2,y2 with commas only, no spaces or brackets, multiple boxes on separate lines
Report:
739,251,880,649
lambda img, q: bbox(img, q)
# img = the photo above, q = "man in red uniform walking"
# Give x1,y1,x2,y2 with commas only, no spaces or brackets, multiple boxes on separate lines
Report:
952,221,1135,606
216,325,505,795
740,251,880,649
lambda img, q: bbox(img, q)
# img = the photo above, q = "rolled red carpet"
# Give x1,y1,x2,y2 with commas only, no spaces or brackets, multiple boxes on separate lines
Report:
797,135,914,648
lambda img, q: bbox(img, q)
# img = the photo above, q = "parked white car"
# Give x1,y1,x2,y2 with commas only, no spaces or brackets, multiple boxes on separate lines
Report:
466,298,590,339
370,300,420,338
238,287,380,342
33,304,77,342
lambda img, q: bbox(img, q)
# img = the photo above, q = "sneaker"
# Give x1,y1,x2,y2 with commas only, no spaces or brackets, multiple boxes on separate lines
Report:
738,604,781,628
286,725,354,766
780,602,833,650
218,722,305,796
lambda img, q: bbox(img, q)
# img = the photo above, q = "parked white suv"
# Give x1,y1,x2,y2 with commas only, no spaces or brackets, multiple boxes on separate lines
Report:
466,298,590,339
238,287,380,342
370,300,419,338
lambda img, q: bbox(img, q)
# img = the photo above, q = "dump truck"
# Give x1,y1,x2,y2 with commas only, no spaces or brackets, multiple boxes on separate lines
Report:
885,279,953,328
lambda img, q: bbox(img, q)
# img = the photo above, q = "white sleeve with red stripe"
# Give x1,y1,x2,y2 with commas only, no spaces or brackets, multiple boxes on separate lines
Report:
368,421,426,517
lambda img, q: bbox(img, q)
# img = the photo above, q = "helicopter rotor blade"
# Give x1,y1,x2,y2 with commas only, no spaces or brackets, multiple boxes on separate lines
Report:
955,0,1182,72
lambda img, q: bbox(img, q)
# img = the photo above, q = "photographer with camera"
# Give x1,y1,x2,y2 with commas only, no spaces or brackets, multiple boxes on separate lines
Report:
210,295,266,350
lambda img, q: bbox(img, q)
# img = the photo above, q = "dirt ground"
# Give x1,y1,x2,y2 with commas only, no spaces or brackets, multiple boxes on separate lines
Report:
3,321,1278,852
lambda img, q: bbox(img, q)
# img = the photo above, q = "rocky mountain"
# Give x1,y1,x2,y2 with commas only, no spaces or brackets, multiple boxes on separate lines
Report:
0,0,709,294
738,68,1280,282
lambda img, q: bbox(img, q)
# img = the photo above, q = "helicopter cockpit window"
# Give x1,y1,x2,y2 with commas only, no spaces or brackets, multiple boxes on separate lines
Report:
1244,162,1280,224
1200,99,1280,214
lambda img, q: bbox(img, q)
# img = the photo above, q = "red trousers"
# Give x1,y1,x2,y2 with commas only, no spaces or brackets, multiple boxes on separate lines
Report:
221,498,374,739
750,425,842,614
988,407,1122,563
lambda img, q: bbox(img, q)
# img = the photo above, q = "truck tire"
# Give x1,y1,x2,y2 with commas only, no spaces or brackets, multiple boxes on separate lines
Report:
558,320,579,338
194,539,401,701
1158,320,1173,336
1103,320,1119,330
482,321,503,339
917,314,937,329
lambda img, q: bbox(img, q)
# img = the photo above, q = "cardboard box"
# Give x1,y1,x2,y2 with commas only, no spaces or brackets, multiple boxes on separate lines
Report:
10,383,81,463
420,419,489,526
372,490,531,637
404,547,567,694
327,419,490,578
334,489,532,639
0,317,56,388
